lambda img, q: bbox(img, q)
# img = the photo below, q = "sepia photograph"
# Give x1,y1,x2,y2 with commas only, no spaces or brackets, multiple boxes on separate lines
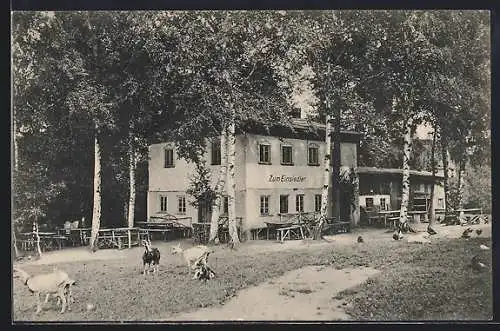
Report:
11,10,492,322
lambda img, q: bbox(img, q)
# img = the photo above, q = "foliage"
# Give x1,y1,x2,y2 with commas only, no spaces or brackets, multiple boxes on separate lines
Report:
186,158,216,208
462,164,492,213
11,10,490,231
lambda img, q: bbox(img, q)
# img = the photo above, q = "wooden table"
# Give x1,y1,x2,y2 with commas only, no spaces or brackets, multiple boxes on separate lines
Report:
276,224,304,243
265,222,294,240
138,219,192,240
378,210,400,229
58,228,91,246
97,227,140,249
408,210,428,223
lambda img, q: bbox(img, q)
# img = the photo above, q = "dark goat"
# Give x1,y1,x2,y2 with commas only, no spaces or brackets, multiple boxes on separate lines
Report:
142,239,160,274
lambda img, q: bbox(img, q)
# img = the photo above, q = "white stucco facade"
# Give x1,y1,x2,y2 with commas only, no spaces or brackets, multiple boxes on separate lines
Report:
147,128,360,231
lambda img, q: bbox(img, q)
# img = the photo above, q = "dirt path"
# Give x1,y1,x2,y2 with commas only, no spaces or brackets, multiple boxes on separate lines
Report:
18,223,490,266
163,265,380,321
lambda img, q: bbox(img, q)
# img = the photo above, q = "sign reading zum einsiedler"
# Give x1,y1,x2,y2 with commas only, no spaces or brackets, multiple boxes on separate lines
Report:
268,174,307,183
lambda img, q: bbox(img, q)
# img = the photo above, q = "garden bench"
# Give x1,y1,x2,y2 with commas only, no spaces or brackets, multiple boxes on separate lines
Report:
140,228,173,241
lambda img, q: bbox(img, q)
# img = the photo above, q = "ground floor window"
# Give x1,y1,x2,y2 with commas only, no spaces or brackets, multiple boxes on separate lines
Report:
260,195,270,215
365,197,374,209
160,195,168,212
280,195,289,214
380,198,386,210
314,194,322,212
177,195,186,214
437,198,444,209
296,194,304,212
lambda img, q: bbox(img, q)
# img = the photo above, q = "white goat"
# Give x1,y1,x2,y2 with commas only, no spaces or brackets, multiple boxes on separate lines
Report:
171,243,212,276
13,265,76,314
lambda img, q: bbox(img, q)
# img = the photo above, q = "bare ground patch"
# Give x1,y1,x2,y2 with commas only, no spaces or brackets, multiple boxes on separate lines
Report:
165,265,380,321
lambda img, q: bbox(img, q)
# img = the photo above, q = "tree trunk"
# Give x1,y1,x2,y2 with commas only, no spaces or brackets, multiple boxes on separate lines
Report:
441,136,450,215
209,128,228,243
13,117,19,172
124,200,128,225
399,116,414,227
89,134,102,251
33,221,42,258
227,112,240,246
457,158,466,219
352,167,360,226
333,108,341,223
428,127,438,225
314,112,332,240
12,230,19,259
127,144,137,229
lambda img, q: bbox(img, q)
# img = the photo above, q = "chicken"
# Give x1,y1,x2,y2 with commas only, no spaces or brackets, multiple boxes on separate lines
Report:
471,255,488,272
427,225,437,235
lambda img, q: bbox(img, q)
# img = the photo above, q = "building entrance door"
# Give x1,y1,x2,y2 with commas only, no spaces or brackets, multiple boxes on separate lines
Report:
197,199,212,223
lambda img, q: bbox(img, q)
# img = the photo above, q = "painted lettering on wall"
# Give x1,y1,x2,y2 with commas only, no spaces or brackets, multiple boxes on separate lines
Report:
268,174,307,183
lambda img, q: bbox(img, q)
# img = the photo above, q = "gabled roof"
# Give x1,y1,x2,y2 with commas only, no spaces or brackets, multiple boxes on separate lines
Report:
357,167,444,179
238,117,362,143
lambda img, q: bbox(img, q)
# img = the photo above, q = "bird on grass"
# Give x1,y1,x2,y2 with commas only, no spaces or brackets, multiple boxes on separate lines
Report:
461,228,474,239
479,244,490,250
392,229,403,241
476,229,483,236
357,236,364,243
427,225,438,235
471,255,488,272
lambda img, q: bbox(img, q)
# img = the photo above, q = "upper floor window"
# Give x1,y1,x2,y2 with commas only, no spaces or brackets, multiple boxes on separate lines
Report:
160,195,168,212
308,143,319,166
279,195,289,214
296,194,304,212
259,143,271,164
211,139,221,165
314,194,322,213
177,195,186,214
164,147,174,168
260,195,270,215
281,144,293,165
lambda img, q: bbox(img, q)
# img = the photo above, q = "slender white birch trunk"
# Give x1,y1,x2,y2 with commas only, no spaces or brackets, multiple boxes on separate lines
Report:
399,116,413,227
314,112,332,240
13,230,19,258
428,128,438,225
33,221,42,257
227,111,239,246
441,137,450,215
209,128,228,243
127,142,137,229
89,134,102,251
457,159,466,219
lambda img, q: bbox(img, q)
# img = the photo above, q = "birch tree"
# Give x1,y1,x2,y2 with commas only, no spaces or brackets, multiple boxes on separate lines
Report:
151,11,294,246
208,129,227,243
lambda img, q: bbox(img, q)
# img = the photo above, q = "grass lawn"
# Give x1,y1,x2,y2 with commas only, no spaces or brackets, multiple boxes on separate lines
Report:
12,234,492,322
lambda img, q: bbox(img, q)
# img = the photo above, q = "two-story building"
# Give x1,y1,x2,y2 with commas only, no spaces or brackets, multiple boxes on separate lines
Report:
147,118,362,233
